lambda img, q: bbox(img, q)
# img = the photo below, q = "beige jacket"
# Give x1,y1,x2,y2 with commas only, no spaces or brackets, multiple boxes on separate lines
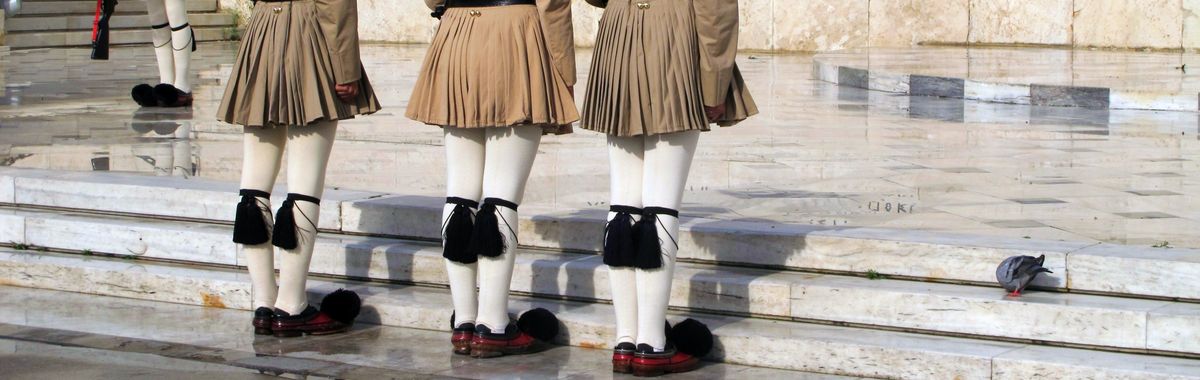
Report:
314,0,364,84
424,0,577,85
586,0,738,107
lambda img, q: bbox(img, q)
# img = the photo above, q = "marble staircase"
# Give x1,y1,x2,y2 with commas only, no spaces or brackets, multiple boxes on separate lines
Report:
2,166,1200,378
3,0,236,49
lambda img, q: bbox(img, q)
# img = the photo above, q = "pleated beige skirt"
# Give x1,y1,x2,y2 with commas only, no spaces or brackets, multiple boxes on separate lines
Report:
405,5,577,134
581,0,757,137
217,0,381,128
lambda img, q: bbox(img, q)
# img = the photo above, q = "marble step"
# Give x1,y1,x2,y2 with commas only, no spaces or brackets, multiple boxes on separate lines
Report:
5,26,232,49
4,207,1200,355
3,249,1199,379
3,167,1199,301
5,13,236,33
1,287,846,379
9,0,218,16
812,53,1199,113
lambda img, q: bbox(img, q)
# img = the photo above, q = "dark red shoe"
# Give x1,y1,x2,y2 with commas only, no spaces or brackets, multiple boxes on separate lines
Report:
252,307,274,335
613,342,636,373
271,306,352,338
172,92,194,107
153,83,193,107
452,323,475,355
469,323,539,358
631,344,700,377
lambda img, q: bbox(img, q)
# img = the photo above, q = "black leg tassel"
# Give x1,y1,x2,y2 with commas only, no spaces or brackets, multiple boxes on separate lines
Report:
467,198,519,258
233,189,271,245
442,197,479,264
603,205,642,267
272,193,321,250
634,207,680,270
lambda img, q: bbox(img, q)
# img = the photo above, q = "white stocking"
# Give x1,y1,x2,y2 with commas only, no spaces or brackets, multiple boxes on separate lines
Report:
475,125,542,333
272,120,337,315
636,131,699,351
239,125,285,310
164,0,192,93
443,127,485,328
144,0,174,85
606,135,645,345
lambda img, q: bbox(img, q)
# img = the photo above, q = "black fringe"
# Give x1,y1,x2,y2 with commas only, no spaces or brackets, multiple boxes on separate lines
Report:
272,193,321,250
468,198,518,258
233,189,271,245
442,197,479,264
633,207,679,270
603,205,642,267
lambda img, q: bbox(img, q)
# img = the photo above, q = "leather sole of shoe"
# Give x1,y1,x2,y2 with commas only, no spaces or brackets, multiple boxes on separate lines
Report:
469,342,536,358
254,327,273,336
631,357,700,377
613,359,633,374
453,341,471,355
271,325,351,338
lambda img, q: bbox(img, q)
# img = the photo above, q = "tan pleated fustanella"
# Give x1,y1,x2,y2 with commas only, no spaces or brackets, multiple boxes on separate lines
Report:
581,0,757,137
218,0,380,128
405,5,577,134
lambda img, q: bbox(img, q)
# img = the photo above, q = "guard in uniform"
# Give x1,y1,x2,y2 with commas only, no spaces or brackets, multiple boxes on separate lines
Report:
218,0,381,337
130,0,197,107
407,0,576,358
581,0,757,376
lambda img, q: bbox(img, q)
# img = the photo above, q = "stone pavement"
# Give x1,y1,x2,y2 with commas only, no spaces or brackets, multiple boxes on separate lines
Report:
0,285,853,380
2,44,1198,248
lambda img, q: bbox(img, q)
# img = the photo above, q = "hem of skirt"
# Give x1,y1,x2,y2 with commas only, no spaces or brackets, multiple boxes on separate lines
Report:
220,110,379,128
578,124,725,137
408,116,580,130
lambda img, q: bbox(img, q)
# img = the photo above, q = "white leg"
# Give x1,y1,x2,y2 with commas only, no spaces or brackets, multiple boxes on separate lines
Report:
144,0,174,85
444,127,486,328
164,0,192,92
274,120,338,315
475,125,542,333
607,135,644,345
635,130,699,350
238,125,286,310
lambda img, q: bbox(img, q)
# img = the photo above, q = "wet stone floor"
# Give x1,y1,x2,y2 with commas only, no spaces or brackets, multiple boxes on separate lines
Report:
0,285,850,379
1,43,1198,247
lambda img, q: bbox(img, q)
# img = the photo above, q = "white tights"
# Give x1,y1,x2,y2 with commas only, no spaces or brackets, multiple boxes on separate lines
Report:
607,131,700,350
443,126,543,333
144,0,193,92
239,121,337,315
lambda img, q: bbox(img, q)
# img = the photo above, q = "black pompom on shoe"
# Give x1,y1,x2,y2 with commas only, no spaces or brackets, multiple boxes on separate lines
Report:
667,318,713,358
320,289,362,325
516,308,559,342
131,84,157,107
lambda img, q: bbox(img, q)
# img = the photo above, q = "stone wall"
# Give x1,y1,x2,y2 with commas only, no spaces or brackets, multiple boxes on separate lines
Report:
217,0,1200,52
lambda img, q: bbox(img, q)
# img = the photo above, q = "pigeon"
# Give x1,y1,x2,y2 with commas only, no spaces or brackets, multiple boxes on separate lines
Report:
995,255,1053,297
